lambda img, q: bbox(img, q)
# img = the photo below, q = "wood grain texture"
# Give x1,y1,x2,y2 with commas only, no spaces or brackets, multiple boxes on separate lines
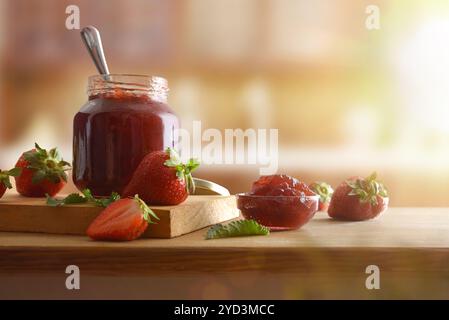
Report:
0,208,448,273
1,208,449,298
1,207,449,248
0,194,239,238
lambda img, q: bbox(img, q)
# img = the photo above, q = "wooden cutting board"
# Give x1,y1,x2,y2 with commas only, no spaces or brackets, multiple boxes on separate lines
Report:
0,194,239,238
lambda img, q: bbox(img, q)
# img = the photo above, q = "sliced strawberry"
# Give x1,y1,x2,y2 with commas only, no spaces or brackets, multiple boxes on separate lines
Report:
86,195,159,241
15,143,71,197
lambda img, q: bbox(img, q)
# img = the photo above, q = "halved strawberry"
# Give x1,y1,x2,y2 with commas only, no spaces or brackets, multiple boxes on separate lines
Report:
0,168,21,198
14,143,71,197
86,195,159,241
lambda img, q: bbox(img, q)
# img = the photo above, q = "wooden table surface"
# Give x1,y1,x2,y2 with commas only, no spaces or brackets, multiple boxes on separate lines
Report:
1,208,449,299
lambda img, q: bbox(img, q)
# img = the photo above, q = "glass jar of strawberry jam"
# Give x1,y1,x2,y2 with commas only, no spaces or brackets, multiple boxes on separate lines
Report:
73,74,179,196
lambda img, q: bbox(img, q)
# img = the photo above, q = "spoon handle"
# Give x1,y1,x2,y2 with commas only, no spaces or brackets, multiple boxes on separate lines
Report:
80,26,110,76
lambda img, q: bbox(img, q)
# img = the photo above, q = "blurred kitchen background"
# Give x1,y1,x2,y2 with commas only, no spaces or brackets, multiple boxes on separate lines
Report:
1,0,449,206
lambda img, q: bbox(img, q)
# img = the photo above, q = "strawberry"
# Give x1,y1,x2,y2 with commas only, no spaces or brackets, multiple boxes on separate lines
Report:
122,148,200,205
14,143,71,197
328,172,388,221
86,195,159,241
309,181,333,211
0,168,21,198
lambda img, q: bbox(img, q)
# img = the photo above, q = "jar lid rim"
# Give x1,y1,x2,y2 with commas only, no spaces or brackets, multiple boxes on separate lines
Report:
88,74,167,82
87,74,168,100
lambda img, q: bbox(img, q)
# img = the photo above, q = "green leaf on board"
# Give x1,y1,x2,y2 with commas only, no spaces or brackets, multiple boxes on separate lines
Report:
46,189,120,208
205,219,270,240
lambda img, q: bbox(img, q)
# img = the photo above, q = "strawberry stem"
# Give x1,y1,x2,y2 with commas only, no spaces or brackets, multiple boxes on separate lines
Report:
134,195,159,224
163,147,200,194
346,172,388,205
0,167,22,189
310,181,333,204
23,142,71,184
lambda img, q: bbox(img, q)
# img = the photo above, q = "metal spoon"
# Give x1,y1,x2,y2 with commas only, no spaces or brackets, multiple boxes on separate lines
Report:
80,26,230,197
80,26,110,77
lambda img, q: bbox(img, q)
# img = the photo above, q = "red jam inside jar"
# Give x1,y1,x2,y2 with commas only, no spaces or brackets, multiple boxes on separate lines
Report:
237,175,319,230
73,75,179,196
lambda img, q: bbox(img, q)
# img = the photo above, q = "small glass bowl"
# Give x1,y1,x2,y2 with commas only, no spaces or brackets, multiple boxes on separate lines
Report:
236,193,320,231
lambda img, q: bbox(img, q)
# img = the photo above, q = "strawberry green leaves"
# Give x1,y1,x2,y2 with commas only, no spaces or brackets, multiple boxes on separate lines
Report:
46,193,87,206
46,189,120,207
134,195,159,224
0,167,21,189
24,143,71,184
164,147,200,194
346,172,388,205
309,181,333,204
206,219,270,240
81,189,121,207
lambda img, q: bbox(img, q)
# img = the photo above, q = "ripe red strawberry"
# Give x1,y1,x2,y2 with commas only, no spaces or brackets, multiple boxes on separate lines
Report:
14,143,71,197
87,195,159,241
328,172,388,221
309,181,333,211
122,148,200,205
0,168,21,198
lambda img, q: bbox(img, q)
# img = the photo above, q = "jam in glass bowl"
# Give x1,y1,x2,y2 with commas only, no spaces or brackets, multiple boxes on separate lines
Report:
237,193,319,231
237,175,319,231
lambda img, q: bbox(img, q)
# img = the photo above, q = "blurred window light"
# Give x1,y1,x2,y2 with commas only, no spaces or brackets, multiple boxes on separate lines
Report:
187,0,258,61
267,0,338,61
341,105,379,149
170,77,202,130
240,78,272,129
394,17,449,134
